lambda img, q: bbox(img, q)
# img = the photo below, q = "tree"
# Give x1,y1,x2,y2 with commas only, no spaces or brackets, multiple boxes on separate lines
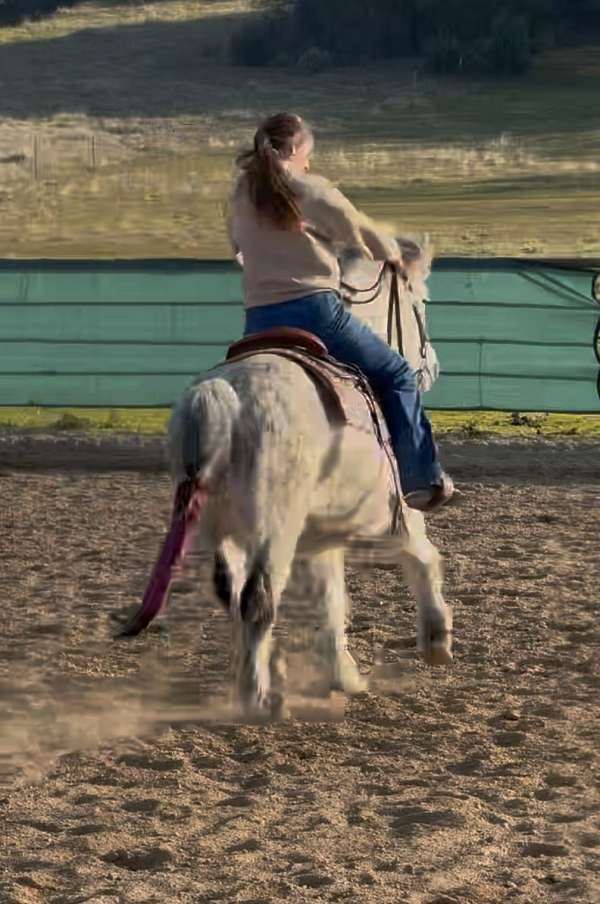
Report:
232,0,600,72
0,1,81,27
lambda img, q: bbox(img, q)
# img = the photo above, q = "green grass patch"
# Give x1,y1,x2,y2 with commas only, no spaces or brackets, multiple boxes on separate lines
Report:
1,407,599,438
429,410,600,438
0,407,170,434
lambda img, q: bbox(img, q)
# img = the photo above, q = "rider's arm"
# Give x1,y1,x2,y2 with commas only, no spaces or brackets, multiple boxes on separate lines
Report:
355,210,402,264
303,176,401,264
225,204,243,263
300,178,372,258
225,180,246,266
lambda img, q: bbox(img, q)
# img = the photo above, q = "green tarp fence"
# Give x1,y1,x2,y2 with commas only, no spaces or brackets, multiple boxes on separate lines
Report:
0,257,598,411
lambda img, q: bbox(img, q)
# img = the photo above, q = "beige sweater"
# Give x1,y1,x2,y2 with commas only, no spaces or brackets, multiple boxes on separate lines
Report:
227,172,400,308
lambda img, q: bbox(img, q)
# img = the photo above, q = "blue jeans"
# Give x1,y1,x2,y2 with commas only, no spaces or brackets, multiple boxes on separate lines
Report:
244,291,442,494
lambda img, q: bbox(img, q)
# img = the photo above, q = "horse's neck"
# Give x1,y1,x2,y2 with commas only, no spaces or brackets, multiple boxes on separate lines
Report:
340,257,390,338
345,269,425,374
348,285,389,342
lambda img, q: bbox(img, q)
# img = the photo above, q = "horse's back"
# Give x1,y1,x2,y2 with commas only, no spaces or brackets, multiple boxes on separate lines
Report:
211,352,333,440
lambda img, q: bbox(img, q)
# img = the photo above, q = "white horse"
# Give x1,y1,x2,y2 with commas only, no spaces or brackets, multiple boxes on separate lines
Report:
125,238,452,715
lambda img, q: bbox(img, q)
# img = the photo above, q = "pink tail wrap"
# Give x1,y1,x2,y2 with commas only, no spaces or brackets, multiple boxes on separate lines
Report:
117,479,207,637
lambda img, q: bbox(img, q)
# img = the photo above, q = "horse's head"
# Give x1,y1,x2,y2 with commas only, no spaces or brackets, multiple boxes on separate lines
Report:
339,234,439,392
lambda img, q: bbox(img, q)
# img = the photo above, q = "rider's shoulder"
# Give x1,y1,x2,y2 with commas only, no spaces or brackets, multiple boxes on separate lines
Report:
291,173,343,204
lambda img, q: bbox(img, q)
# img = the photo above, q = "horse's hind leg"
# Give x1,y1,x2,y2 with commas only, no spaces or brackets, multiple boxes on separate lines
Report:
398,508,453,666
312,548,367,694
233,526,302,716
233,556,275,713
212,538,248,611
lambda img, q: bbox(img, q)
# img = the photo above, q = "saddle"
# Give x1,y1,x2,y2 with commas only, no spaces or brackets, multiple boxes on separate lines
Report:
226,327,402,529
227,326,327,361
227,327,375,430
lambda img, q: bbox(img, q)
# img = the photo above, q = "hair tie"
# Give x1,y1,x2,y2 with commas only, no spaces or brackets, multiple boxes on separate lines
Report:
254,129,272,154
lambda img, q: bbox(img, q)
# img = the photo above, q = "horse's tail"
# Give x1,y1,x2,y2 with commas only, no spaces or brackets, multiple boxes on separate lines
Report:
115,378,241,639
169,377,241,483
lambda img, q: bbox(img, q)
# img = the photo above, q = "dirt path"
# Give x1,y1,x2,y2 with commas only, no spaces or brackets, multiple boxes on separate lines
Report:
0,438,598,903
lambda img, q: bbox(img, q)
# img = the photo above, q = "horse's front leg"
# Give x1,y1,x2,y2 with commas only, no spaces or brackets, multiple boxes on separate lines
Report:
398,508,453,666
312,548,368,694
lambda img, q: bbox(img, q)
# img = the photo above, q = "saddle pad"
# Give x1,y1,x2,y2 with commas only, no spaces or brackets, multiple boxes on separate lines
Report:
225,346,378,428
223,346,401,508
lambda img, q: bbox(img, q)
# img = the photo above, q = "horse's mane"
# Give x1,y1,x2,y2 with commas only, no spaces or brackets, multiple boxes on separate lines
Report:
398,234,433,300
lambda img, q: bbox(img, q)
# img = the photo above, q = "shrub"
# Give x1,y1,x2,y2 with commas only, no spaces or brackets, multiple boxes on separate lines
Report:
232,0,592,73
229,11,291,66
53,411,90,430
426,33,464,75
296,45,334,74
425,14,532,76
489,14,532,75
0,1,82,27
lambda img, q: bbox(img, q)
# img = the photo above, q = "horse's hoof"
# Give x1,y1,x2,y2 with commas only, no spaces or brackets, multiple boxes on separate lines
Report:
419,622,453,666
332,653,369,694
421,645,453,667
238,686,288,722
269,692,291,721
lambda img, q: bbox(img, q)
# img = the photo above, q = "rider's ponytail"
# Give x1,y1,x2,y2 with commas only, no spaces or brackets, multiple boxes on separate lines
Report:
235,112,310,231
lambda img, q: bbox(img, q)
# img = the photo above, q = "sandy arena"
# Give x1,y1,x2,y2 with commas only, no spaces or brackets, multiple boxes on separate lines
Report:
0,434,598,904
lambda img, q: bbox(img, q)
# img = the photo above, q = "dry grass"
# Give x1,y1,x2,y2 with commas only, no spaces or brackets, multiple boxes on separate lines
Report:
0,0,260,46
0,2,599,258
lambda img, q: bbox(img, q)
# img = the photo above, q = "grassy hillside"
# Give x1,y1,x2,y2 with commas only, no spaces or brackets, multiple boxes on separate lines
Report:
0,1,599,259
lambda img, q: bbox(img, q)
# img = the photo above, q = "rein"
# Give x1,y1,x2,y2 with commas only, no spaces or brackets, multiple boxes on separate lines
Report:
386,266,404,356
342,261,424,359
340,261,390,305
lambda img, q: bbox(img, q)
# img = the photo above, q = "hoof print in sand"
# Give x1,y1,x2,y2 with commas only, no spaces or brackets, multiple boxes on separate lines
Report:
100,846,174,871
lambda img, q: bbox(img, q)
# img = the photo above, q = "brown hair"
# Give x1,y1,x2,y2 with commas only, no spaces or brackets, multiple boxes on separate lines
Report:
235,112,311,231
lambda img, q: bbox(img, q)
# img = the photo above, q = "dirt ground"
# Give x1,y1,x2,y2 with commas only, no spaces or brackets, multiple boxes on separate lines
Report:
0,435,598,904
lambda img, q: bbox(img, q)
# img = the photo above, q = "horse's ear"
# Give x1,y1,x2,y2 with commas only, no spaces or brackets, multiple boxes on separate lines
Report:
398,233,433,288
420,232,434,275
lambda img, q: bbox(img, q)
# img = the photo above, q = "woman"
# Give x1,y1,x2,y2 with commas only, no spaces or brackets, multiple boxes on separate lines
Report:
227,112,455,512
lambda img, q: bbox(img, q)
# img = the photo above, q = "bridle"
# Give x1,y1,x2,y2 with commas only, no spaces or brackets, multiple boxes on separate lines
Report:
341,261,428,362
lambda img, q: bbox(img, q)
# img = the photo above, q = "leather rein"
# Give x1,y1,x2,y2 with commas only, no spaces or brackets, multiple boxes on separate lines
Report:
340,261,428,362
